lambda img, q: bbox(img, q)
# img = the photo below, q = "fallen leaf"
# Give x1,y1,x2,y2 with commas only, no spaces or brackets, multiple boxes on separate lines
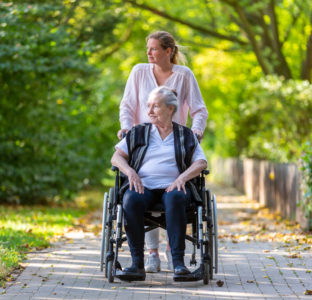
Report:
246,280,254,283
288,254,302,259
111,286,117,290
304,290,312,295
216,280,224,287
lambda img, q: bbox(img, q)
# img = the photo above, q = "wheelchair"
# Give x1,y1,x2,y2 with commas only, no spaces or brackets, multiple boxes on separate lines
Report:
100,167,218,284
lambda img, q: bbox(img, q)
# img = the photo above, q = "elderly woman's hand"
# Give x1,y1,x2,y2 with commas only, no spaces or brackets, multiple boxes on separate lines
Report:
165,175,187,194
127,169,144,194
165,159,207,194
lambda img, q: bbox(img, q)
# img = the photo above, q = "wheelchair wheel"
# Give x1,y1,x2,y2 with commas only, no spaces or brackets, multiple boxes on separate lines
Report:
107,260,114,283
100,192,108,272
203,261,209,284
212,194,218,274
104,187,114,278
205,189,214,280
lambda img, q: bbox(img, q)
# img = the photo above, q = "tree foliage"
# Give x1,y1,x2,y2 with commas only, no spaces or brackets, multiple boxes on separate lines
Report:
235,76,312,161
0,0,311,205
123,0,312,81
0,1,121,203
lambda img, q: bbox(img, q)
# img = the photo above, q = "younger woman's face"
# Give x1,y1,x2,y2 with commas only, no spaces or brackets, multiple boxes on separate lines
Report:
146,38,171,65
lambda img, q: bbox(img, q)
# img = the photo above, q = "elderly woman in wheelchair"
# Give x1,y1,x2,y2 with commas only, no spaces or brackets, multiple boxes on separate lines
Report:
111,86,207,281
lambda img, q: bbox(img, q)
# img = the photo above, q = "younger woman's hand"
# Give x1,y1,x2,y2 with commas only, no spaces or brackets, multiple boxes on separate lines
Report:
117,129,128,140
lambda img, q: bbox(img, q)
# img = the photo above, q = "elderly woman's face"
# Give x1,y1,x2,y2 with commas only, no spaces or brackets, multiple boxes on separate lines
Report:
147,94,174,125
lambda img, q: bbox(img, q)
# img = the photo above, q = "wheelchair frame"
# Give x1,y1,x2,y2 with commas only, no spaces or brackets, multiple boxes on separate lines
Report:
100,168,218,284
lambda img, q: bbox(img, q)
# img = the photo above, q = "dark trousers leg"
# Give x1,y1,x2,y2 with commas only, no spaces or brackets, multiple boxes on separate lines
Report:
162,188,191,268
122,188,156,267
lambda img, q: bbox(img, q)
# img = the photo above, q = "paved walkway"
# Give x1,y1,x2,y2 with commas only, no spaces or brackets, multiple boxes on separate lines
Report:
1,183,312,300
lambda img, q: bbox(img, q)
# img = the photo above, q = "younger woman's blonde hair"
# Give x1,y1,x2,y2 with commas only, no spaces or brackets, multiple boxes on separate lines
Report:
147,31,186,65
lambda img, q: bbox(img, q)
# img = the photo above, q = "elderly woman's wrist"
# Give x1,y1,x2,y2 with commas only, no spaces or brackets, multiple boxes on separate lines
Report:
126,167,136,177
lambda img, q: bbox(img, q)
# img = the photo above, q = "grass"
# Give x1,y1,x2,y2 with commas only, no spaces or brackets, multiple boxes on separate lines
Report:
0,187,106,284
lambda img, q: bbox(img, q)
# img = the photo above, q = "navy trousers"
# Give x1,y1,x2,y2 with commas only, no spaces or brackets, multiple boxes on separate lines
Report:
123,187,191,269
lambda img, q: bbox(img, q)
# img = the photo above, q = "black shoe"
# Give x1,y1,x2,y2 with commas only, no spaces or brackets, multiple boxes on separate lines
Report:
174,265,191,275
115,265,146,282
173,265,204,282
173,266,198,282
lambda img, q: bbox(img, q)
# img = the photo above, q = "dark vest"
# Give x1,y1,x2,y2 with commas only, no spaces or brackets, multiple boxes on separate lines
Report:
120,122,202,203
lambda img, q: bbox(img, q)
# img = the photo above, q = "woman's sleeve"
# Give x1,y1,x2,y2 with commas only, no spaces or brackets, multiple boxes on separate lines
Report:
191,143,207,163
185,70,208,134
119,66,139,130
115,137,129,156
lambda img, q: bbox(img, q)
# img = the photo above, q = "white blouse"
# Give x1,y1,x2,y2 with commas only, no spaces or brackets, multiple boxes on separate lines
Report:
115,125,207,189
119,63,208,134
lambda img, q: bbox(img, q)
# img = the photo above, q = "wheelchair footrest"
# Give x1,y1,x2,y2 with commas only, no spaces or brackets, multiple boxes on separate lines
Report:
173,266,204,282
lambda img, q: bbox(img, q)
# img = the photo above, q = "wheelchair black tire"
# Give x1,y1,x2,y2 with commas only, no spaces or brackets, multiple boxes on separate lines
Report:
205,190,214,280
203,262,209,284
208,226,213,280
100,192,109,272
212,194,218,274
104,188,114,278
107,260,114,283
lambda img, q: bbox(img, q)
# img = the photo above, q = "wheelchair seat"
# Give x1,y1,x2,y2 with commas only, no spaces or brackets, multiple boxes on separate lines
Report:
148,202,164,212
146,201,197,219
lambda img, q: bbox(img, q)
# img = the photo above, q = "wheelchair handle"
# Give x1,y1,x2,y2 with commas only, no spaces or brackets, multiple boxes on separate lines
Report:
202,170,210,175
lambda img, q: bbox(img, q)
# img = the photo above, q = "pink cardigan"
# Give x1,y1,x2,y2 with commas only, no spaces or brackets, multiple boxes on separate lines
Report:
119,63,208,134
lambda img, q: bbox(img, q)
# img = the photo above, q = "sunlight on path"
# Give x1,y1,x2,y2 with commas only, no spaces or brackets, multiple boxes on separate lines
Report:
1,183,311,300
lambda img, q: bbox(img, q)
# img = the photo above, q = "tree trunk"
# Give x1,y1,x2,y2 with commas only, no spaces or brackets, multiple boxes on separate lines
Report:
301,31,312,82
267,0,292,79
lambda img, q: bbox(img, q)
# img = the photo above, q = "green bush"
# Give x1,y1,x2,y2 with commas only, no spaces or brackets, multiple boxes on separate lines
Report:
0,2,119,204
235,76,312,162
299,141,312,222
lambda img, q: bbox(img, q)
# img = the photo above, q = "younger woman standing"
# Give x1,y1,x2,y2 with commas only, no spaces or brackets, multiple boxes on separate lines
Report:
118,31,208,273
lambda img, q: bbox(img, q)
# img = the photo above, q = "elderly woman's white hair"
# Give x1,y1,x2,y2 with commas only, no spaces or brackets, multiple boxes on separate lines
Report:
148,86,178,113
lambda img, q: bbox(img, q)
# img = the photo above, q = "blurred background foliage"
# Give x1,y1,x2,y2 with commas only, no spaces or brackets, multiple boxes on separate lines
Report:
0,0,311,204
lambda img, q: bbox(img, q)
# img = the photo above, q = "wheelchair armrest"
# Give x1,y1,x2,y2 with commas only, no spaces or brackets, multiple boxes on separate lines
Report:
111,166,119,172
